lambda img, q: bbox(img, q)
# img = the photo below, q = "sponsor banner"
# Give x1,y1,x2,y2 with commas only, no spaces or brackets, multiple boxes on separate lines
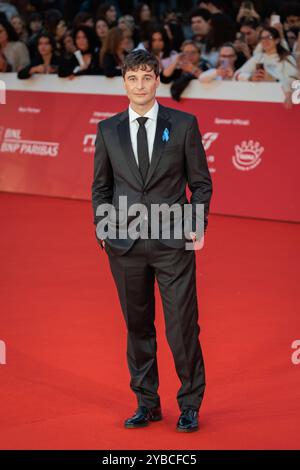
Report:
0,86,299,222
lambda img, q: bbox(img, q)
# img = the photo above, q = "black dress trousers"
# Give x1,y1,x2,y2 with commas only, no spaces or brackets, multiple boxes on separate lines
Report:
105,237,206,412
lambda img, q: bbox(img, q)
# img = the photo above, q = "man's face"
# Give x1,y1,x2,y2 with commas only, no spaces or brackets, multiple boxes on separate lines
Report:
286,15,300,29
191,16,210,37
123,66,160,107
240,25,259,46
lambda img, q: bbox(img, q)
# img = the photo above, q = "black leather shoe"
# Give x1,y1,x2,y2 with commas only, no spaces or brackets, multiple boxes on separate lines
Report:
176,408,199,432
124,405,163,429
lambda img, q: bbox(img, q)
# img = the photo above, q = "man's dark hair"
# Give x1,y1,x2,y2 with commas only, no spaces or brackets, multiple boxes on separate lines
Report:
198,0,223,8
189,8,212,23
239,17,259,29
280,2,300,21
121,49,160,78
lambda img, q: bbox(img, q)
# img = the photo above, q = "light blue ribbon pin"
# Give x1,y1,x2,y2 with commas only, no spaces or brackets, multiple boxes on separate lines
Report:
162,128,169,142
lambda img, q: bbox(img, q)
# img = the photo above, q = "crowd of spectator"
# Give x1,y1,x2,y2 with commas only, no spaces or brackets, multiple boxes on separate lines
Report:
0,0,299,104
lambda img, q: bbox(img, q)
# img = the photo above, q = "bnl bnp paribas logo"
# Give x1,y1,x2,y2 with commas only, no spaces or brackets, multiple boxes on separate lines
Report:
0,80,6,105
0,339,6,364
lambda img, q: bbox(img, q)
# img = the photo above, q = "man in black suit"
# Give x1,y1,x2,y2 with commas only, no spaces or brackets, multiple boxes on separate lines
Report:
91,50,213,432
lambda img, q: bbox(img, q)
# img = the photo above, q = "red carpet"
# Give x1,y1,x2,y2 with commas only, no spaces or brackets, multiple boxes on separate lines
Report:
0,192,299,450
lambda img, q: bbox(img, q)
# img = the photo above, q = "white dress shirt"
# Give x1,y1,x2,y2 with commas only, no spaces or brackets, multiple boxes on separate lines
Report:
128,99,159,166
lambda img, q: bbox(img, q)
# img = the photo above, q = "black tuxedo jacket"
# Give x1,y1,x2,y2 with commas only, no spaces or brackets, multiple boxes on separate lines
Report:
91,102,213,255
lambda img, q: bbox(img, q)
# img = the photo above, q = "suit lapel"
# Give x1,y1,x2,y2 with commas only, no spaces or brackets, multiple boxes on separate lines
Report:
144,106,171,188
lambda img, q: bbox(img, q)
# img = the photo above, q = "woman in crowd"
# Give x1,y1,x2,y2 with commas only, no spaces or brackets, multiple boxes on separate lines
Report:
133,3,153,27
60,30,76,59
96,2,118,28
18,32,61,79
148,25,178,72
26,12,43,59
55,17,68,52
0,17,29,71
162,8,185,53
10,14,28,42
234,27,299,96
95,17,109,50
133,2,156,46
44,9,67,52
73,12,94,30
58,25,102,77
201,13,237,67
27,12,43,38
100,26,128,77
118,15,139,50
199,42,245,82
162,39,209,80
161,39,210,100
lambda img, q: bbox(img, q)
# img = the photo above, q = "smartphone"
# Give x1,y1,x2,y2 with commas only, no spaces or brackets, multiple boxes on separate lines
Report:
220,58,230,68
236,32,246,42
270,14,280,26
256,63,265,71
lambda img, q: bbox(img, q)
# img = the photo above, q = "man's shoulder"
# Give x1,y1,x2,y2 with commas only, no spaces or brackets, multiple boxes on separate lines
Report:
161,104,196,126
97,110,125,132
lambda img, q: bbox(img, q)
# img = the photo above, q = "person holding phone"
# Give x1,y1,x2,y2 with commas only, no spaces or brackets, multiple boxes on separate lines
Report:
162,40,208,79
199,43,243,82
161,40,210,100
235,17,260,58
234,26,299,94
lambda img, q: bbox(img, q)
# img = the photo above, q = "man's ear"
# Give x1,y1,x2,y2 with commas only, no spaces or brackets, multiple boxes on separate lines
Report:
156,75,160,88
